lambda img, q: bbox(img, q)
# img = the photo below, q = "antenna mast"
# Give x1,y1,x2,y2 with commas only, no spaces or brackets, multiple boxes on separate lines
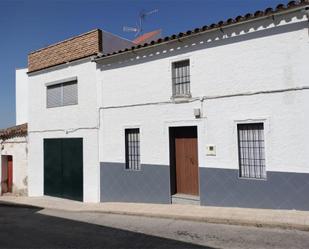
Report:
123,9,158,37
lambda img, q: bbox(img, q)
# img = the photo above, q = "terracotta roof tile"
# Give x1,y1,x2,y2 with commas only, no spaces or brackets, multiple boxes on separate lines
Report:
133,30,161,44
0,123,28,139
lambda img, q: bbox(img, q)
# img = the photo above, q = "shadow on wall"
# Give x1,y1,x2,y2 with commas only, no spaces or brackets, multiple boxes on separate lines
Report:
0,201,211,249
97,12,307,71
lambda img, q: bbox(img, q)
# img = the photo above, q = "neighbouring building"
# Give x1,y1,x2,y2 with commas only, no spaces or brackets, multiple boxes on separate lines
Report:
15,1,309,210
0,123,28,196
0,68,29,196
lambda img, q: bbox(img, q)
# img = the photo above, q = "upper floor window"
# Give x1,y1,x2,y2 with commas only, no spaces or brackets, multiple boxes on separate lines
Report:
47,80,78,108
237,123,266,179
172,59,190,97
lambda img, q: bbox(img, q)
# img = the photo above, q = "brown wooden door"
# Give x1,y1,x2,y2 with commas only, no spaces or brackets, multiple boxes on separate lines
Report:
1,158,7,193
7,156,13,193
174,127,199,195
1,156,13,194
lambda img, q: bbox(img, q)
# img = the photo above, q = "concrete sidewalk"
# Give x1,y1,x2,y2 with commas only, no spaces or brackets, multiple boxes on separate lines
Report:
1,196,309,231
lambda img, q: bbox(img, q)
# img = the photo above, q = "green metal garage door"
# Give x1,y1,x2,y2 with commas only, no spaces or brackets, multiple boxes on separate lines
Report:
44,138,83,201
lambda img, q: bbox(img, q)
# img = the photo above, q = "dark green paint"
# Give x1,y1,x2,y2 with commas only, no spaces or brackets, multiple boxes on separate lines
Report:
44,138,83,201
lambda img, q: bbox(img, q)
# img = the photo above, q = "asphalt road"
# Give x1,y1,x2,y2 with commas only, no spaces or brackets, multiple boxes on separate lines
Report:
1,202,309,249
42,208,309,249
0,202,206,249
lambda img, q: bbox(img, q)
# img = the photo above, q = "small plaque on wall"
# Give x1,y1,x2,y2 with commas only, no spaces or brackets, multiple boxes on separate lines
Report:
206,145,216,156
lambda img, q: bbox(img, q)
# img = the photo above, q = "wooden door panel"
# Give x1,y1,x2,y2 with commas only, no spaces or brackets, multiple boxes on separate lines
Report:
174,127,199,195
44,139,63,198
62,138,83,201
1,159,8,193
44,138,83,201
7,156,13,193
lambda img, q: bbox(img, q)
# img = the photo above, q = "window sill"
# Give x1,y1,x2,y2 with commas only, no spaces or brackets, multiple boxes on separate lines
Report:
238,176,267,181
171,94,192,103
46,103,78,109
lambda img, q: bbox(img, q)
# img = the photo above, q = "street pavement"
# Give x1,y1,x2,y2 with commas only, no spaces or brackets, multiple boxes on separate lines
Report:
1,196,309,231
41,208,309,249
1,202,309,249
0,203,207,249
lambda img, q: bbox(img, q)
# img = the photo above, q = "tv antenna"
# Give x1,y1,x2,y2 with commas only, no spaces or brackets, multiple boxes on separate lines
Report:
123,9,159,37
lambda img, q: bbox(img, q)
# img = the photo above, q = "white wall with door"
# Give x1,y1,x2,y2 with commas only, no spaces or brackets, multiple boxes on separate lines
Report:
27,59,100,202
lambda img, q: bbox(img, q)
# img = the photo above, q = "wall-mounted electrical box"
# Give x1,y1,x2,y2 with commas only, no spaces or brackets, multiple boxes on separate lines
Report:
194,108,201,118
206,144,216,156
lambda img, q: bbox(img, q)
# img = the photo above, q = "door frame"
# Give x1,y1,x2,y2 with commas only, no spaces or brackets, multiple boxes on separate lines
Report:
1,155,13,194
169,125,200,196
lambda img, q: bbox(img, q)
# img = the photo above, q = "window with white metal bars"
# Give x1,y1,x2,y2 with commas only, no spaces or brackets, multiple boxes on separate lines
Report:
172,60,190,96
47,81,78,108
125,128,140,170
237,123,266,179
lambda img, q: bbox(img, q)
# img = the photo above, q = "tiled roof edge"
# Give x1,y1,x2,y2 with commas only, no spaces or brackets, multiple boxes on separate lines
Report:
0,123,28,140
95,1,309,60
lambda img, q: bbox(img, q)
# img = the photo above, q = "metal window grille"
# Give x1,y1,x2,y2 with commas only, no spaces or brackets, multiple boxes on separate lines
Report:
125,128,140,170
237,123,266,179
172,60,190,96
47,80,78,108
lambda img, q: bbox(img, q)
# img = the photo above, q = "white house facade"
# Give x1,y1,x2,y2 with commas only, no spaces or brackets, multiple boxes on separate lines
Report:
21,1,309,209
0,68,28,196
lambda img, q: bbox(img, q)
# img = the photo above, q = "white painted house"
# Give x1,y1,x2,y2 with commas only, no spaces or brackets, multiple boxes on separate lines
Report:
0,68,28,196
0,123,28,196
18,1,309,210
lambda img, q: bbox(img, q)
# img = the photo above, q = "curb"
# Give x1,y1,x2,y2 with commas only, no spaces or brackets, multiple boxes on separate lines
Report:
81,209,309,232
1,199,309,232
40,206,309,232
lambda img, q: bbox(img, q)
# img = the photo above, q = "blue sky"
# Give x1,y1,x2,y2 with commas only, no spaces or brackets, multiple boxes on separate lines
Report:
0,0,286,128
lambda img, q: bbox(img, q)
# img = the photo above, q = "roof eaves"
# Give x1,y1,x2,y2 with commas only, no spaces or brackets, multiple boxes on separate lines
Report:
27,53,98,75
95,1,309,61
0,123,28,140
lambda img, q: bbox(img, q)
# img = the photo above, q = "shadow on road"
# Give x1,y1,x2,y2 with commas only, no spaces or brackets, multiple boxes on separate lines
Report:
0,201,214,249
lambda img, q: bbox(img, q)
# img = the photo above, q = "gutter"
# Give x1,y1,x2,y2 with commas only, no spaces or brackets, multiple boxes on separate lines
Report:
94,4,308,62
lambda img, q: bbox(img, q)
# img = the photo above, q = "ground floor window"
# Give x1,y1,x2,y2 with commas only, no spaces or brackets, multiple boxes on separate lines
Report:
125,128,140,170
237,123,266,179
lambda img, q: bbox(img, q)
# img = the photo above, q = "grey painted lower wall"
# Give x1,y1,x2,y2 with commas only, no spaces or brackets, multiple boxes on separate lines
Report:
100,162,171,204
101,163,309,210
200,168,309,210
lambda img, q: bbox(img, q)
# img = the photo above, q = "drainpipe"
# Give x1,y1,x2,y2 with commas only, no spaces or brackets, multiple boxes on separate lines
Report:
306,7,309,37
301,7,309,37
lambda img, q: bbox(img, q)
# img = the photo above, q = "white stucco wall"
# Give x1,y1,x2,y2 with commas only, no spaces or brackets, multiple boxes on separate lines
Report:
16,68,29,125
99,13,308,107
0,136,28,194
98,11,309,174
27,59,100,202
25,8,309,203
203,91,309,173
